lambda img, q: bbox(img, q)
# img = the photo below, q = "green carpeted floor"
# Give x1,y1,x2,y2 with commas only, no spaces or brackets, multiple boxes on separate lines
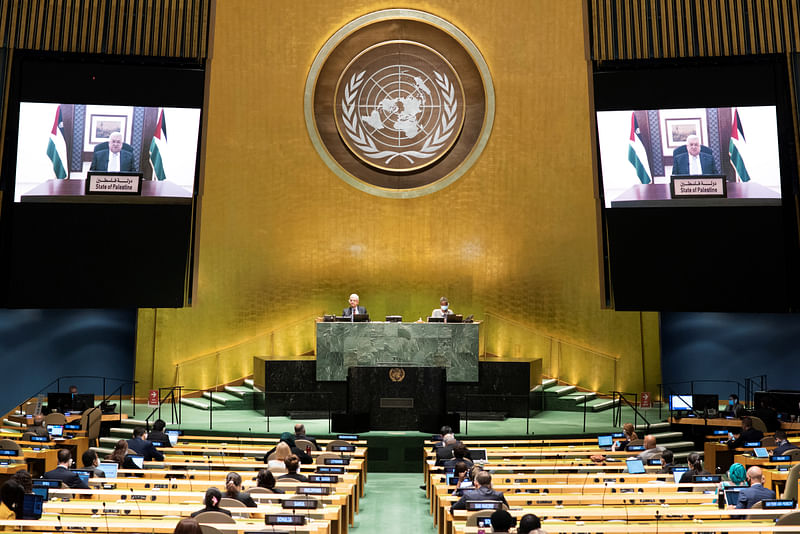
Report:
351,473,435,533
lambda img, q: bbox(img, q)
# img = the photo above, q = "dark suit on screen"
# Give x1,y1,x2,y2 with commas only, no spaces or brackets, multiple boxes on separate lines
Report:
342,306,367,317
90,143,135,172
43,466,89,489
672,151,716,175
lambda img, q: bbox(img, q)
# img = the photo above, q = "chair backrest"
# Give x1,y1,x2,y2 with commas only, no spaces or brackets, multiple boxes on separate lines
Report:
626,439,644,448
786,448,800,460
199,525,223,534
325,439,351,451
218,497,245,508
267,451,280,462
267,466,287,475
274,479,302,489
193,511,236,524
81,408,102,441
0,439,21,452
776,510,800,526
749,416,768,433
246,487,273,494
315,453,338,465
465,509,494,527
45,412,67,426
761,436,777,448
295,439,317,452
782,463,800,501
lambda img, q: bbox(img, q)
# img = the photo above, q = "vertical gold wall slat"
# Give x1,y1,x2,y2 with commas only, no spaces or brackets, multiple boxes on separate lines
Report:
31,0,43,49
615,0,625,59
735,0,746,54
596,0,605,60
631,0,641,58
43,0,56,50
171,0,181,58
0,0,12,47
677,0,687,57
793,0,800,52
623,0,633,59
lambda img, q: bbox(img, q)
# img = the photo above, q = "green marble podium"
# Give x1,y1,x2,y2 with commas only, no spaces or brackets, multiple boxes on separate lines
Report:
315,321,480,382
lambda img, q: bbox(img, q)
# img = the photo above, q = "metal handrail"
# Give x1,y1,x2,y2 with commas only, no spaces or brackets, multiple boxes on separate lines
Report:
144,386,184,429
464,393,532,436
18,375,137,417
611,391,650,430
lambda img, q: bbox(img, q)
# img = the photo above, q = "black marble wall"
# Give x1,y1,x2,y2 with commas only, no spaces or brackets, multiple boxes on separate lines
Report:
446,361,533,418
254,359,346,415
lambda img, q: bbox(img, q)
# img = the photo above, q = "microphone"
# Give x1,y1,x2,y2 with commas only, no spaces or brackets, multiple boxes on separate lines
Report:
57,513,63,531
129,488,142,519
101,502,110,534
167,476,173,504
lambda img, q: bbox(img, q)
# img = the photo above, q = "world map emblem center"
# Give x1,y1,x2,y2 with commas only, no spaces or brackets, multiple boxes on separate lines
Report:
305,10,495,198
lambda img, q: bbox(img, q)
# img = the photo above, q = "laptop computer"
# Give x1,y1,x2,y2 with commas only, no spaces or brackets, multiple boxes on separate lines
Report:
31,486,49,500
47,424,64,438
597,435,613,449
672,467,689,484
166,430,180,446
753,447,769,458
469,448,488,462
724,488,742,506
626,458,645,474
97,462,118,478
128,455,144,469
71,469,92,485
20,493,43,520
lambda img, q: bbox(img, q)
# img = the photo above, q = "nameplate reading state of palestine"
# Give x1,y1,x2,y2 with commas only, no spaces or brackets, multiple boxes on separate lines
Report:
670,176,727,198
85,172,143,195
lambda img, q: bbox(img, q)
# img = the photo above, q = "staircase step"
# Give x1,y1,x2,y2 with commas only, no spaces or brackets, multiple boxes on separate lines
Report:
121,419,148,428
638,421,671,432
180,398,211,410
541,378,558,389
224,386,254,399
244,378,255,388
652,431,684,441
662,440,695,451
587,398,620,412
543,386,577,397
90,447,113,458
202,391,244,408
110,427,133,438
99,437,119,447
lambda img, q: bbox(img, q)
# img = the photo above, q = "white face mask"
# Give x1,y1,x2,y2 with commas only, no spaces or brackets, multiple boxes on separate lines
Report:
441,305,448,311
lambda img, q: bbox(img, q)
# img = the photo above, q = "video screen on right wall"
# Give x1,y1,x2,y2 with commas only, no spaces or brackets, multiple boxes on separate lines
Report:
596,105,782,208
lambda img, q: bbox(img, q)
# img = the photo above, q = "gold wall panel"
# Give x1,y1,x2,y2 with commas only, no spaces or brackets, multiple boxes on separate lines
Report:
135,0,661,398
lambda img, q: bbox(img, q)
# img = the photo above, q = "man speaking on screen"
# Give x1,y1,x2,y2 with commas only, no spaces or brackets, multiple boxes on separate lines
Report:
672,134,716,175
90,132,135,172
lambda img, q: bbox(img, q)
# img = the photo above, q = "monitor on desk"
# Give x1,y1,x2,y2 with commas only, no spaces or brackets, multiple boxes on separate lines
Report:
672,467,688,484
128,455,144,469
597,435,613,448
47,393,94,414
166,430,180,446
97,462,118,478
469,448,487,462
33,479,61,489
724,488,742,506
21,493,43,520
46,424,63,437
352,313,369,322
626,458,645,474
669,394,693,412
71,469,92,485
753,447,769,458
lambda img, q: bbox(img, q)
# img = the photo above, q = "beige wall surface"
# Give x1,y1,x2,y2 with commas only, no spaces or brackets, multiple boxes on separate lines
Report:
135,0,660,397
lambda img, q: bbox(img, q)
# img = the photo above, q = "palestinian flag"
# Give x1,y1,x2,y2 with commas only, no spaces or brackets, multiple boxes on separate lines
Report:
149,109,168,181
46,105,68,179
627,112,652,184
729,108,751,182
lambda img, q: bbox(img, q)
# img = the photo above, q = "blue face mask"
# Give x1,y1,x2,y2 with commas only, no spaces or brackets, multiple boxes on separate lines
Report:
729,400,735,406
441,305,448,311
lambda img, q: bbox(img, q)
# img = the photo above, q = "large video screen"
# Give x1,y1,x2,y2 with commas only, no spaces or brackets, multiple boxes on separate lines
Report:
14,102,200,202
596,106,781,208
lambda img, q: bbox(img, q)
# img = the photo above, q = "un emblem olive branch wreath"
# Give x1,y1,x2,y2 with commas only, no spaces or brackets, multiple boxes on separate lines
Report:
341,70,458,165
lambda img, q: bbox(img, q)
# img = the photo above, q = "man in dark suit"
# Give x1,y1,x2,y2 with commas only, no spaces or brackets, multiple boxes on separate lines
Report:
727,416,764,450
81,450,105,478
735,466,775,508
672,135,716,175
342,293,367,318
127,426,164,461
294,423,318,450
450,471,508,512
146,419,172,448
43,449,89,489
772,430,799,455
89,132,135,172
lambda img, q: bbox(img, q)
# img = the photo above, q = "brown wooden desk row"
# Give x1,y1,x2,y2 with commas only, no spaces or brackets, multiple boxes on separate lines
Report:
0,518,327,534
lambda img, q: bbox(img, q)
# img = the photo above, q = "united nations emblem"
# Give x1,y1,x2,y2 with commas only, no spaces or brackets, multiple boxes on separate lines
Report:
389,367,406,382
335,42,465,172
305,9,494,198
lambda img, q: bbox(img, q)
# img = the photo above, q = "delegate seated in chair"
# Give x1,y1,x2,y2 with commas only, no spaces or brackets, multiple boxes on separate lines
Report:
90,132,135,172
672,135,716,175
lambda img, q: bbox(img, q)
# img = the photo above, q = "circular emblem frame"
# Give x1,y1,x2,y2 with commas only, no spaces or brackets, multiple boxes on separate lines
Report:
389,367,406,382
305,9,495,198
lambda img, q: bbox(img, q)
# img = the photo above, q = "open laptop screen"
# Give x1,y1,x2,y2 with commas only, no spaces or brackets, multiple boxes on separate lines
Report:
97,462,118,478
128,455,144,469
597,435,613,448
626,458,645,474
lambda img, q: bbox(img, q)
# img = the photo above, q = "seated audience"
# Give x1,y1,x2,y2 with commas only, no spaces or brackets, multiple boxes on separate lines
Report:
436,433,461,465
224,472,257,507
489,509,516,533
724,462,747,488
678,452,709,491
108,439,141,469
256,469,284,494
27,414,49,438
82,450,105,478
735,466,775,509
267,442,292,470
294,423,318,450
450,471,508,512
127,426,164,461
191,487,231,518
262,433,312,464
278,454,309,482
658,449,675,473
43,449,89,489
443,444,474,469
611,422,638,451
518,513,547,534
724,394,746,418
147,419,172,448
752,400,779,432
450,460,472,495
431,425,453,450
0,480,24,524
10,471,32,494
173,517,202,534
727,416,764,450
772,430,799,455
636,435,666,462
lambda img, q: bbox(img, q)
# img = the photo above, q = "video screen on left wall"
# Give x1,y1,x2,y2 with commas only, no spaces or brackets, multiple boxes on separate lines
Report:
13,102,201,202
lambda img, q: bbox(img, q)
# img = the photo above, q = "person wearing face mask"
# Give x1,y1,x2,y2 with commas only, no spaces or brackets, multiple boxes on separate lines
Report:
431,296,454,318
